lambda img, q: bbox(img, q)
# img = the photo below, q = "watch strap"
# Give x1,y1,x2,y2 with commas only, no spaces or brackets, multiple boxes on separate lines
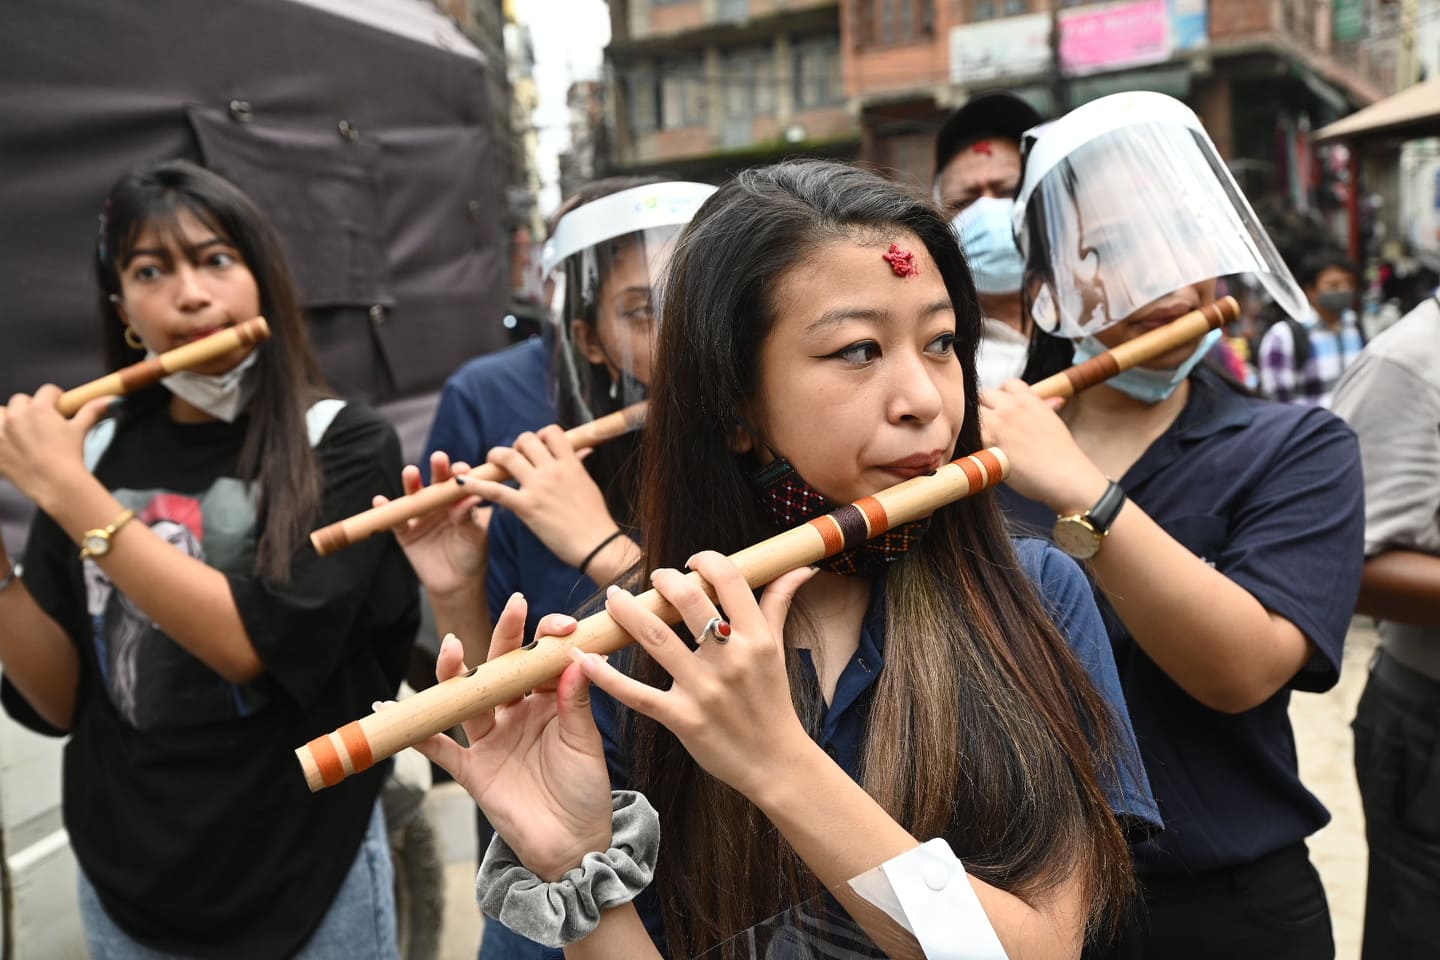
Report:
1087,481,1126,533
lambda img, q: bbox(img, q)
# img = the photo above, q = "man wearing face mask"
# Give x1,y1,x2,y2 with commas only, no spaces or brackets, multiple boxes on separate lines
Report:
933,91,1043,389
1258,249,1365,407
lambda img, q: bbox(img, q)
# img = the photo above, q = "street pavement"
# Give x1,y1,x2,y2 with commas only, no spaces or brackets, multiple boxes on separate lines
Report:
1293,618,1378,960
427,620,1381,960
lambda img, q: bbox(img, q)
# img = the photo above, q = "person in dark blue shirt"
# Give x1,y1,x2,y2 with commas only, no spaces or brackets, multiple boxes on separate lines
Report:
982,92,1364,959
396,178,715,960
402,160,1156,959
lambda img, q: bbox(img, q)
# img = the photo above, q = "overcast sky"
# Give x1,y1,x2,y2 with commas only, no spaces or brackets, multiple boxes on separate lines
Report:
517,0,611,215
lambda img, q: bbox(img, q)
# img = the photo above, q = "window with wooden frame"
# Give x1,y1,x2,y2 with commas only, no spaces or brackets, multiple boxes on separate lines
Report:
851,0,936,48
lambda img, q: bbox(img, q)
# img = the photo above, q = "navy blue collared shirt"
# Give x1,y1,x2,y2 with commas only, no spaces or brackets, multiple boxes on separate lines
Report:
553,537,1158,959
425,338,603,643
1002,369,1364,876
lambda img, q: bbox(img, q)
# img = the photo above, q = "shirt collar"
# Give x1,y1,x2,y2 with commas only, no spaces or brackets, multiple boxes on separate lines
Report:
1301,304,1360,331
1120,370,1255,491
1172,368,1256,441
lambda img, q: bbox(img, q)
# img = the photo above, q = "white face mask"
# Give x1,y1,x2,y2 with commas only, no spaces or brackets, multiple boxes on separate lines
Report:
975,318,1030,390
151,349,260,422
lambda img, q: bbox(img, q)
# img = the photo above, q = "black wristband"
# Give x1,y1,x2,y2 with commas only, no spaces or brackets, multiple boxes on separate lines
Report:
578,530,625,577
1088,481,1127,534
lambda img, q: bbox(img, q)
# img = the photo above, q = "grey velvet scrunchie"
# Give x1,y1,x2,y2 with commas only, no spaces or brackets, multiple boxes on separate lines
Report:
475,790,661,947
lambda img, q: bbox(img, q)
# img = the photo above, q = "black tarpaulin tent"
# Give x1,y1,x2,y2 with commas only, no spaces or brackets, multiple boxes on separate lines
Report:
0,0,510,546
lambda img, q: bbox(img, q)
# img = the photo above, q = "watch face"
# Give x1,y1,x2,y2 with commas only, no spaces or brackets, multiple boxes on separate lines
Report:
82,534,109,557
1053,518,1100,560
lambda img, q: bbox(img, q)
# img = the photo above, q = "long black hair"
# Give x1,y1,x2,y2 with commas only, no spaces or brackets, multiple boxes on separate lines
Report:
96,159,330,582
627,159,1133,956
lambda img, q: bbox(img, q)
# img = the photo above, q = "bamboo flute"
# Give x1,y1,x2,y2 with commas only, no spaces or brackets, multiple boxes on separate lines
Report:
57,317,270,416
296,448,1010,791
307,297,1236,558
295,297,1240,791
308,401,648,556
1029,296,1238,399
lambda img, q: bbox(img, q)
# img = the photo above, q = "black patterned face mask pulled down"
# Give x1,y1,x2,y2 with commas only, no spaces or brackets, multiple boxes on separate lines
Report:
746,457,931,577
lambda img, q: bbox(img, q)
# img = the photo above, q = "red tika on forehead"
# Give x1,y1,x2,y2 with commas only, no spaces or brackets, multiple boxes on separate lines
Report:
882,242,919,278
969,140,993,155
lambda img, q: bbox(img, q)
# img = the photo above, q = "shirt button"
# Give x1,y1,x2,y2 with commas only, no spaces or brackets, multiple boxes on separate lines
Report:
923,862,949,892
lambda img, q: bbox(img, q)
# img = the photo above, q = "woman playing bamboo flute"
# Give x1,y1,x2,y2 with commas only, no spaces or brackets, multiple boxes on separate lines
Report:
0,161,418,958
393,160,1159,958
401,177,713,960
983,92,1365,959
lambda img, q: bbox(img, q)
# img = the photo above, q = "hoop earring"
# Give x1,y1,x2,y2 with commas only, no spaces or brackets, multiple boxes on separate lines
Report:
123,326,145,351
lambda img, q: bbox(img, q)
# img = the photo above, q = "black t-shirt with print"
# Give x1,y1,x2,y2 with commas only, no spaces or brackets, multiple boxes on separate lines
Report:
2,396,419,957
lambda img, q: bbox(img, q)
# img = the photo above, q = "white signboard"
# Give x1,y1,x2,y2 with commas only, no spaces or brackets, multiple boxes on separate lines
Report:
949,13,1053,85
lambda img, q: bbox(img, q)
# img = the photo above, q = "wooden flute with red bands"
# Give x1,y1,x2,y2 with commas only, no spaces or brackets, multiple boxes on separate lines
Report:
296,447,1011,791
305,297,1235,559
1029,296,1239,399
56,317,271,416
308,401,648,557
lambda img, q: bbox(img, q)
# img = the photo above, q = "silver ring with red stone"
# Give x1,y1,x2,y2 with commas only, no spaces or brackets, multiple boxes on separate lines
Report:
698,616,732,645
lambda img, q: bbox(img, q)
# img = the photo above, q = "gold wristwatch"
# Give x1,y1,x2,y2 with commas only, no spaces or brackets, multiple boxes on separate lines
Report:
1052,482,1126,560
79,508,137,560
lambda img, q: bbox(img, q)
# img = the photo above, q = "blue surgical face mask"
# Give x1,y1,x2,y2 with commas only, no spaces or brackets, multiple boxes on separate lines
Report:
1072,329,1222,404
952,197,1024,296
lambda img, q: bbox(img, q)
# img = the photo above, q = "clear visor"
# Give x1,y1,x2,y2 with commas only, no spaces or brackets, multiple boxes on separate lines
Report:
694,840,1004,959
546,224,682,423
1018,120,1306,337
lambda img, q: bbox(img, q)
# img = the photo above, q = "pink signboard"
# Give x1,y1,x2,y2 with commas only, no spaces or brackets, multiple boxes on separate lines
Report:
1060,0,1172,76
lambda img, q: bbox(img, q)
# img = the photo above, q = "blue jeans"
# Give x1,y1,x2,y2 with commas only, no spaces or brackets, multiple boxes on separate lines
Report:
79,801,398,959
1354,650,1440,960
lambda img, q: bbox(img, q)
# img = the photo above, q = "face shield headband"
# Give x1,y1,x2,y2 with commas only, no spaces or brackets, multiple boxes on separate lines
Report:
542,182,717,422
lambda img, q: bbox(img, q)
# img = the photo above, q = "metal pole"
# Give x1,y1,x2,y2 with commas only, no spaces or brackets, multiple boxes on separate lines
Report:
1347,140,1362,263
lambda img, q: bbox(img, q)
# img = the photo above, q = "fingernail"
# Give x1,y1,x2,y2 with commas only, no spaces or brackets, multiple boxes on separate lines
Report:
554,615,577,628
606,584,620,597
684,554,698,568
371,700,384,711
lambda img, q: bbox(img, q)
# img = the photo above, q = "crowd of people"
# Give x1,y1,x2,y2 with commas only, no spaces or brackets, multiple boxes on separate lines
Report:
0,84,1434,960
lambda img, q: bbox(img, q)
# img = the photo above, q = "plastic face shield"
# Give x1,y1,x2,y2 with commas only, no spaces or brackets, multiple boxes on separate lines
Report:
1014,91,1306,338
541,182,716,423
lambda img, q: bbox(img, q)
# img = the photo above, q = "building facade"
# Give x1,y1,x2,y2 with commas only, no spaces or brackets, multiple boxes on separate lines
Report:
605,0,858,181
846,0,1404,210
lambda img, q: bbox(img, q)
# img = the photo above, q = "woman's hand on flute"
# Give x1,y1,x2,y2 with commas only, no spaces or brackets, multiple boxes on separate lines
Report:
465,426,628,574
375,452,490,599
979,381,1109,516
0,386,112,511
384,593,614,882
569,552,818,803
